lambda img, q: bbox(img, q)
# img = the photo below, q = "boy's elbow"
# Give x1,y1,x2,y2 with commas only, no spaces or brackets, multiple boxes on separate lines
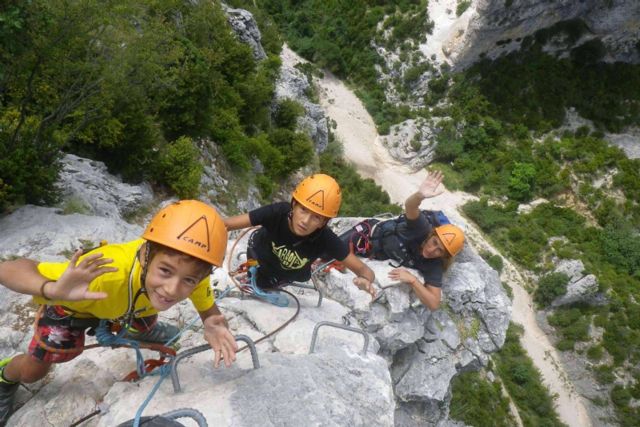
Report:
428,300,441,310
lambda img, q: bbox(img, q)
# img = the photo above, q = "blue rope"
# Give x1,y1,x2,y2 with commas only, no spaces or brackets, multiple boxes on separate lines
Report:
132,315,205,427
216,285,233,300
95,321,146,378
94,316,202,427
163,315,200,348
133,363,173,427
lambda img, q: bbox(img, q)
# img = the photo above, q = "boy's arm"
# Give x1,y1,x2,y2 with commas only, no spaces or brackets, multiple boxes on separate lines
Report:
405,170,444,220
342,253,377,298
223,214,252,231
388,268,441,310
0,250,115,301
199,304,238,368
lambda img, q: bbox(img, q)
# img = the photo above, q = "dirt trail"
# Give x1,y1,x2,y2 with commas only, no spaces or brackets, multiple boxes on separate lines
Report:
280,44,593,427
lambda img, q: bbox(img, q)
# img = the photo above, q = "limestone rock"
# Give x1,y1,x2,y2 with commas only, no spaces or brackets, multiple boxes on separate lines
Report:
223,5,267,60
56,154,153,221
550,259,602,307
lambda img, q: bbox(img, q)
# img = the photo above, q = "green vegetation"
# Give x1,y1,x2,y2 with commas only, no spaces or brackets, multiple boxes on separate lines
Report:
259,0,431,133
456,0,471,16
447,22,640,421
493,324,566,427
547,307,591,351
480,250,504,273
319,140,401,217
0,0,316,210
461,23,640,133
450,371,515,426
534,273,569,308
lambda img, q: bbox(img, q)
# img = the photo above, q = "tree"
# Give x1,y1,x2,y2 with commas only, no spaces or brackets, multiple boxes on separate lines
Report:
508,162,536,201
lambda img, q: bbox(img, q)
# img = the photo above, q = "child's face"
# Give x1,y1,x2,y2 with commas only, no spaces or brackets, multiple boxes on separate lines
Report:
421,235,446,259
144,251,205,311
290,203,329,236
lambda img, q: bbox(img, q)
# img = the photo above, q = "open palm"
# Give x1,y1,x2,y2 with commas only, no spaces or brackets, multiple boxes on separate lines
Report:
51,250,117,301
418,170,444,199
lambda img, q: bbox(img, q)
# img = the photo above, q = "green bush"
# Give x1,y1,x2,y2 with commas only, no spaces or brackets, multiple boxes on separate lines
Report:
587,345,604,361
274,99,305,130
494,323,565,427
534,273,569,308
456,0,471,16
267,129,314,177
508,162,536,201
319,140,401,217
547,308,590,350
449,371,515,426
480,250,504,273
156,137,203,199
593,364,615,384
463,199,516,232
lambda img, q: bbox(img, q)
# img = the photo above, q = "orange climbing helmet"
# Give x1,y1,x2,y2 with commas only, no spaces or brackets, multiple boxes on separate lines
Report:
291,174,342,218
142,200,228,267
434,224,465,257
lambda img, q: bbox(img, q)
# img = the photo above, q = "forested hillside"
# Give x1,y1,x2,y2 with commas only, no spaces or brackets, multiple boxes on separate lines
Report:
243,1,640,425
1,0,399,216
0,0,315,209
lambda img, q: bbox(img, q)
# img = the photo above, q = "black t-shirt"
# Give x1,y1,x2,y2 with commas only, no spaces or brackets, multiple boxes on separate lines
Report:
248,202,349,283
375,213,444,288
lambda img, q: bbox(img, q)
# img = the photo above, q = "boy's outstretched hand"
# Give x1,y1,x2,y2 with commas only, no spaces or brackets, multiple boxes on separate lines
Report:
49,249,117,301
204,314,238,368
417,170,445,199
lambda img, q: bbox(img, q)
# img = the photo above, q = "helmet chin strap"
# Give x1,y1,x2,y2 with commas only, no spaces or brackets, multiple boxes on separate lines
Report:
139,241,152,294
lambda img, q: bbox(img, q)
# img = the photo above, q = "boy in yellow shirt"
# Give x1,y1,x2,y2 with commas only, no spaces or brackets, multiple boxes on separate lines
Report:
0,200,237,425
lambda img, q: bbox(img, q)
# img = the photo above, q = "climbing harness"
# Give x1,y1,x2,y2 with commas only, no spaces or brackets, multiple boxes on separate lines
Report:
368,209,452,268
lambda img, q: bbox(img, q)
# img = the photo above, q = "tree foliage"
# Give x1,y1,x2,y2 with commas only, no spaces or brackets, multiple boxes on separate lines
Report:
0,0,321,209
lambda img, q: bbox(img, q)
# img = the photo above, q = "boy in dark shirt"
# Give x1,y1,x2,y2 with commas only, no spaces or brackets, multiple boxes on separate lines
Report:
224,174,376,298
339,171,465,310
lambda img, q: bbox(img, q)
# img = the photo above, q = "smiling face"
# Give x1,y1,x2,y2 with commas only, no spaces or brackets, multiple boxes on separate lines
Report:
143,247,210,311
421,234,447,259
289,201,329,237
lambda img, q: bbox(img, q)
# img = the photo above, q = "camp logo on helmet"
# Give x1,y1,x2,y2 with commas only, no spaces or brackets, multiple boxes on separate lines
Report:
305,189,325,210
176,215,211,252
441,232,457,245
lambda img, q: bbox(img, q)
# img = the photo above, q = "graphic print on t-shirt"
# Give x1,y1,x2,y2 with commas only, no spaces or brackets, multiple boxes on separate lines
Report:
271,242,309,270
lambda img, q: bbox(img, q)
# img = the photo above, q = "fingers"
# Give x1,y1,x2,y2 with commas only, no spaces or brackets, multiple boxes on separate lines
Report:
213,346,222,369
367,283,377,298
209,327,238,368
352,278,377,298
76,253,117,277
84,291,109,300
428,170,443,181
69,249,84,265
220,337,238,368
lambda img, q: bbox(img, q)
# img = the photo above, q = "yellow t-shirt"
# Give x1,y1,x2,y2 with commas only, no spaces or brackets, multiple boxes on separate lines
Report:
34,239,214,319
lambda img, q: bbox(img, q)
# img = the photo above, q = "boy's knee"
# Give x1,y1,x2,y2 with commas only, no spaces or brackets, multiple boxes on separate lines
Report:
20,357,51,383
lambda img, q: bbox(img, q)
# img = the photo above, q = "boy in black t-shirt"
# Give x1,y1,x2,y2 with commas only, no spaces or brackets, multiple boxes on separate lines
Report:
224,174,376,298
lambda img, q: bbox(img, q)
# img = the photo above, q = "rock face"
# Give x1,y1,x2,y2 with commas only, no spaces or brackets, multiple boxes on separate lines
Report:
380,118,440,170
197,139,263,214
304,219,512,425
550,259,603,307
57,154,153,222
453,0,640,68
277,45,330,152
223,5,267,60
0,210,510,427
